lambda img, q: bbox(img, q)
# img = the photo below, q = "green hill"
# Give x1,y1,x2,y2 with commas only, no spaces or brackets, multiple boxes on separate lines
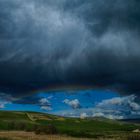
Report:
0,111,139,138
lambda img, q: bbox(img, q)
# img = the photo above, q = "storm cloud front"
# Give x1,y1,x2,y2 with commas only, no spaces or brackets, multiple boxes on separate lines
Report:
0,0,140,99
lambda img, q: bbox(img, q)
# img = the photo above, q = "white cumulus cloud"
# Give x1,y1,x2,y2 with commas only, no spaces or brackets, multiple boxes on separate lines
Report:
41,106,52,111
58,95,140,119
39,98,50,105
0,101,11,109
63,99,81,109
80,112,88,119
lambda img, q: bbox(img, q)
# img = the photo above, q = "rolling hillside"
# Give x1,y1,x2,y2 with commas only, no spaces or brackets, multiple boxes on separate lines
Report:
0,111,140,138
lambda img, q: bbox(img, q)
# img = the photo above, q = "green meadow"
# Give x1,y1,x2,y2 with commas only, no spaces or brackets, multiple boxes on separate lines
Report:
0,111,139,139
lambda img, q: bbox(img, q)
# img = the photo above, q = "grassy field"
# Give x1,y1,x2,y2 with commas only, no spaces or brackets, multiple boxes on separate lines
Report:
0,131,122,140
0,111,140,139
0,131,139,140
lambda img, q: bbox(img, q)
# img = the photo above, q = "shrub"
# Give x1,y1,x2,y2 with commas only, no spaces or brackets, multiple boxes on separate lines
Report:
34,124,58,135
127,134,140,140
0,138,12,140
7,121,28,131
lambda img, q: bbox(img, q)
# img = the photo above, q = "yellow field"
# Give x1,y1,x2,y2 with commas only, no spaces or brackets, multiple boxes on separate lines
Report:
0,131,119,140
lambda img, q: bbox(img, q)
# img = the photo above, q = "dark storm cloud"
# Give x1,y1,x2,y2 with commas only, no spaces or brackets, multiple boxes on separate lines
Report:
13,95,42,105
0,0,140,98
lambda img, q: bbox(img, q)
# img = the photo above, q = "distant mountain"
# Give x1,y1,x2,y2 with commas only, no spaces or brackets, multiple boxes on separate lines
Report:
120,118,140,124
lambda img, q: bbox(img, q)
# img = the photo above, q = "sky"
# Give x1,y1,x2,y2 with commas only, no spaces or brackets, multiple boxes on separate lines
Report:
0,0,140,119
0,90,140,119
